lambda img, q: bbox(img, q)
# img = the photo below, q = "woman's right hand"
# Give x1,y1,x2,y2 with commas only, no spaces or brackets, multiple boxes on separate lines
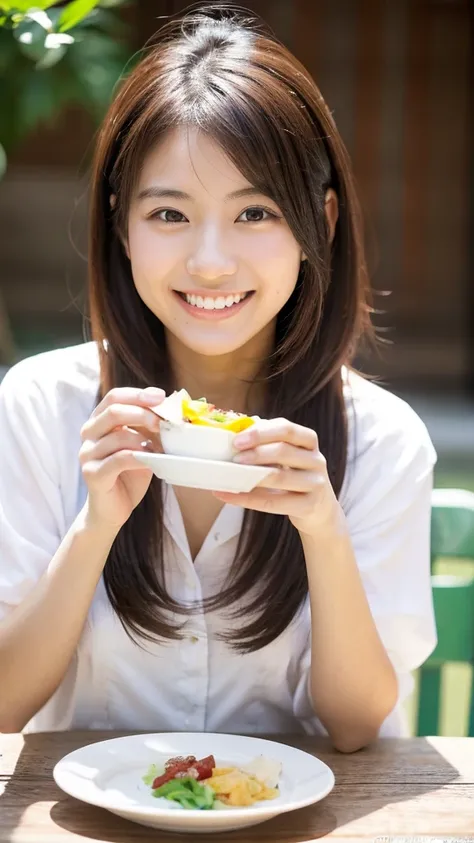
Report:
79,387,165,531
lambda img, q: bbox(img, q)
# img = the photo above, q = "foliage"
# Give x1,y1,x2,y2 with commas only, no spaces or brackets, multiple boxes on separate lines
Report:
0,0,133,166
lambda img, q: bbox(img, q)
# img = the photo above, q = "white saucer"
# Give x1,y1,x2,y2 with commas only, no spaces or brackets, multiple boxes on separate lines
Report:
133,451,276,492
53,732,335,834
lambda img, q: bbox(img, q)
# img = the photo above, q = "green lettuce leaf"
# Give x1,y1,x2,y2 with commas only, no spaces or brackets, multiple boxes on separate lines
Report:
152,777,216,810
142,763,162,787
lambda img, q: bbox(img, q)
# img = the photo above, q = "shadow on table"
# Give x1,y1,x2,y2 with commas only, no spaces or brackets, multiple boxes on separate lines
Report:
0,733,464,842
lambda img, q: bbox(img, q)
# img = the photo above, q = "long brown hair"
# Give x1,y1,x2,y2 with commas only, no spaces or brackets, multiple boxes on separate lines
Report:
88,3,373,652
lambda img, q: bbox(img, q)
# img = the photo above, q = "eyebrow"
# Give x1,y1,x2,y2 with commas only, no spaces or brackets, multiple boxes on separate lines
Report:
136,186,267,202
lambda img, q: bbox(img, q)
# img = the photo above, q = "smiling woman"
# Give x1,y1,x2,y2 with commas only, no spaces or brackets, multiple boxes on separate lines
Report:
0,3,436,751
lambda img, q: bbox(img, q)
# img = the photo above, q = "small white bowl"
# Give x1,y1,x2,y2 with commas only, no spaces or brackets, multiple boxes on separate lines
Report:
160,421,237,461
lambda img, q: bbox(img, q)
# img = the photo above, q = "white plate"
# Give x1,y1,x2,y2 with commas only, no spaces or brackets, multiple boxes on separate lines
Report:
53,732,335,834
133,451,276,493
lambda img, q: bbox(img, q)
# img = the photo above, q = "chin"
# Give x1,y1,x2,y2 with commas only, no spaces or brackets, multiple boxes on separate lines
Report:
175,335,251,357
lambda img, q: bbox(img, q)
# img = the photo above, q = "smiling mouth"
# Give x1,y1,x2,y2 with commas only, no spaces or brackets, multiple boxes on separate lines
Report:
175,291,254,311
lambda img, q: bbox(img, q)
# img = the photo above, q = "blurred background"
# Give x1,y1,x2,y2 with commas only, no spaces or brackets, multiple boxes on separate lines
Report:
0,0,473,730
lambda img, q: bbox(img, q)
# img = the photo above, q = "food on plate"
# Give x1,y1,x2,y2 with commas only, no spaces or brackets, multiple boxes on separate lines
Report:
151,389,260,461
142,752,282,810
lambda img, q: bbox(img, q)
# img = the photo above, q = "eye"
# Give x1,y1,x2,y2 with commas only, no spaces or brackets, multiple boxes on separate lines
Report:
236,206,279,223
150,209,188,223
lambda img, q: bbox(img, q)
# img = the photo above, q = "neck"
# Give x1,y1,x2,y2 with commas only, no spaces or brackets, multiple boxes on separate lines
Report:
165,326,274,415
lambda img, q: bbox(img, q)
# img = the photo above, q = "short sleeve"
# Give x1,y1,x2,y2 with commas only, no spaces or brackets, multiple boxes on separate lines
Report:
291,384,438,736
0,361,66,621
341,402,438,677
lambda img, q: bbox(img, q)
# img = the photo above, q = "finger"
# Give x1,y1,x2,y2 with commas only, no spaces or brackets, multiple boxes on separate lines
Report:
257,469,324,493
82,450,153,492
234,418,318,451
79,428,155,465
214,488,309,515
234,441,322,470
92,387,165,419
81,403,161,442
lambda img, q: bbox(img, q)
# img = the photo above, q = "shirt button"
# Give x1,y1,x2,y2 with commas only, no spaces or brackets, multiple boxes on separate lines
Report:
190,635,199,644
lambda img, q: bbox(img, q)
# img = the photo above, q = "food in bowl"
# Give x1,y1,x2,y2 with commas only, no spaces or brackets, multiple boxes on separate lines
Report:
142,752,282,810
151,389,259,461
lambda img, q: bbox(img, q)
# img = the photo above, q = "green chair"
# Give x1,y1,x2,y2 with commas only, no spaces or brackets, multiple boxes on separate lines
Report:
416,488,474,736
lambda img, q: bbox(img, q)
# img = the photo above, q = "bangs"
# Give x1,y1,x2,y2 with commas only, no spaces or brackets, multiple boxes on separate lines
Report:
111,38,333,237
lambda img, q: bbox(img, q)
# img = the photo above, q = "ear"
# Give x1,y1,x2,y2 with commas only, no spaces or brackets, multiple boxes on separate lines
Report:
324,188,339,243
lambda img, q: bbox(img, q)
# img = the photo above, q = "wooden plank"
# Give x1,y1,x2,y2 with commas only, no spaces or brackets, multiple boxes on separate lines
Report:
400,0,432,331
425,0,470,337
293,0,325,82
2,733,474,783
352,0,384,216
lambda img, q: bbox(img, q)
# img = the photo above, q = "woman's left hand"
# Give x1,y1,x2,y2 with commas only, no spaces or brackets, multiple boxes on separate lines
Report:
213,418,341,539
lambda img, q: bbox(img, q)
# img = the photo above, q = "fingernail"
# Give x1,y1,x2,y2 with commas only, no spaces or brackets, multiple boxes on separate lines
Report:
140,439,154,451
142,387,165,402
234,433,252,449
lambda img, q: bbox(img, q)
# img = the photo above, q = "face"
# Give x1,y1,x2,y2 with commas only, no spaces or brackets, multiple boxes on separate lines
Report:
126,126,304,359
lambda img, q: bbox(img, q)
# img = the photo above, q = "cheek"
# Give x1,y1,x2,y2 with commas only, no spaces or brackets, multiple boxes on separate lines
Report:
127,224,178,291
249,232,301,297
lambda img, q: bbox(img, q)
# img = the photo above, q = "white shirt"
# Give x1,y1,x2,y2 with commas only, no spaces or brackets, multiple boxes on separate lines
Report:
0,343,437,736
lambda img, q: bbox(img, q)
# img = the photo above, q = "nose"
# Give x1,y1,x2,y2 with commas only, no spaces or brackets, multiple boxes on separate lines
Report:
186,225,237,281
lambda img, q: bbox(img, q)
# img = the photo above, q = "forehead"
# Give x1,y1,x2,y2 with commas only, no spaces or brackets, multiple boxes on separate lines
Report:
137,126,251,197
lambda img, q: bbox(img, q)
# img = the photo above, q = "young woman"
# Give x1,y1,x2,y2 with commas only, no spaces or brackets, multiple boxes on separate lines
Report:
0,6,436,750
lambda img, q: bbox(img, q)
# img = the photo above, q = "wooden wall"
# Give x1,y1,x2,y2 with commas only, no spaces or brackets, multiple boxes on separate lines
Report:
0,0,472,389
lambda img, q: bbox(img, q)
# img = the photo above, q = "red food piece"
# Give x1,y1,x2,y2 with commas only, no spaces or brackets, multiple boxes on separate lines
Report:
152,756,197,789
194,755,216,781
151,754,215,790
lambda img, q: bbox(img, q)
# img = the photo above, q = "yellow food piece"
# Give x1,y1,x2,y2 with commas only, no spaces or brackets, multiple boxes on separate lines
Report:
206,768,278,807
188,415,255,432
182,399,255,432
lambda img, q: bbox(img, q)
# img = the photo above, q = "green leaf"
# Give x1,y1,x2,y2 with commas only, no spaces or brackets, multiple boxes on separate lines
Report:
57,0,100,32
14,19,48,62
152,778,216,810
142,764,162,787
97,0,127,7
0,0,29,11
37,0,63,8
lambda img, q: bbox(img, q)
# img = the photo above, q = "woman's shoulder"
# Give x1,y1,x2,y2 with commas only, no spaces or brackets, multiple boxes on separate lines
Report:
342,366,435,456
340,367,437,507
1,341,100,397
0,341,100,430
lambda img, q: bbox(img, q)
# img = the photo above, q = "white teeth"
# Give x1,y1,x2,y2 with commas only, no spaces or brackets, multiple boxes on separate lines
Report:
184,292,249,309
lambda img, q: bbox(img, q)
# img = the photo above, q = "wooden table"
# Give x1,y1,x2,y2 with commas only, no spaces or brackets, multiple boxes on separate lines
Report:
1,732,474,842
